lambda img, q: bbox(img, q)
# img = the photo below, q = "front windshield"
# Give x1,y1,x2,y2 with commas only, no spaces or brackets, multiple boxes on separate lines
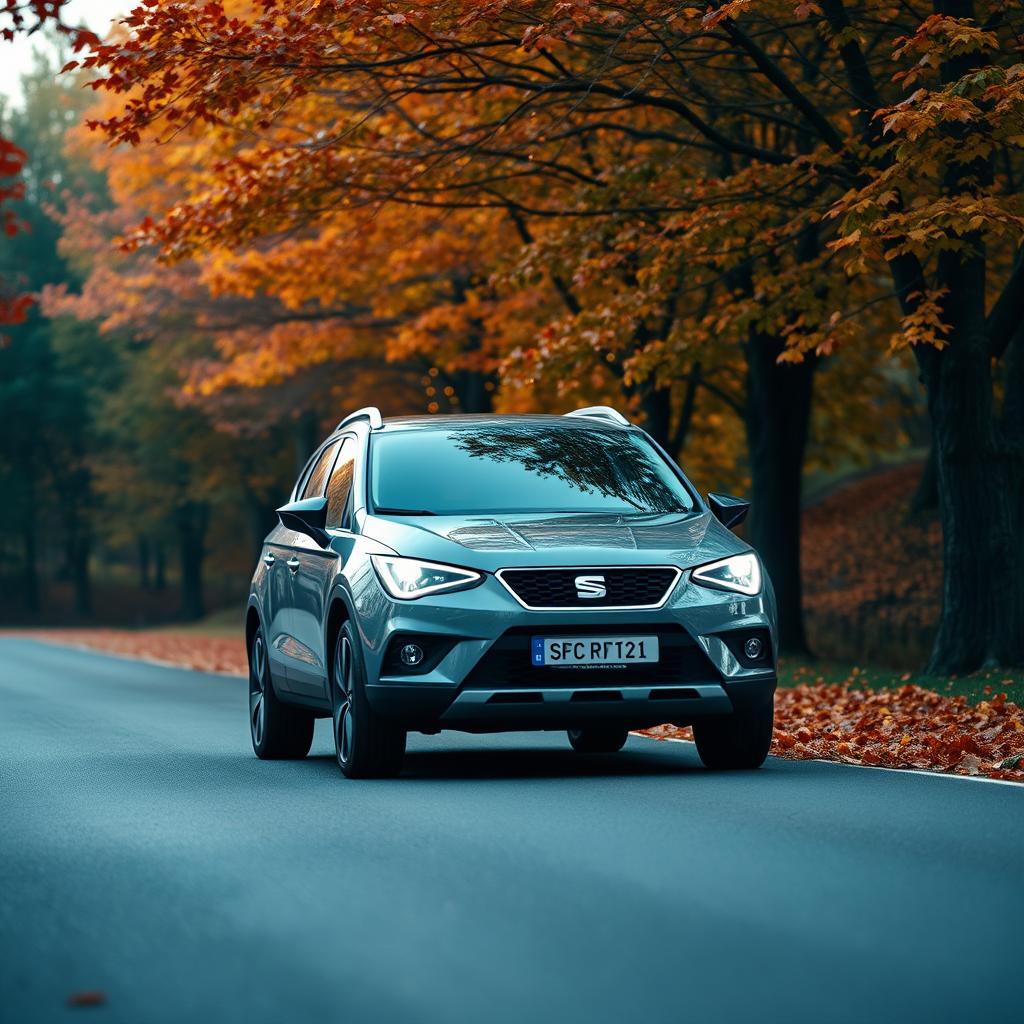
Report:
369,423,696,516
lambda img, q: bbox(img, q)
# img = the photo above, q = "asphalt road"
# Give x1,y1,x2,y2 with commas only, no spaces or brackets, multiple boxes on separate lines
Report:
1,638,1021,1024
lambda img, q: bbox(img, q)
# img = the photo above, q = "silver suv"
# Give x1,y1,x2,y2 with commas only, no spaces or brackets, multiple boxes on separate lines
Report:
246,407,777,778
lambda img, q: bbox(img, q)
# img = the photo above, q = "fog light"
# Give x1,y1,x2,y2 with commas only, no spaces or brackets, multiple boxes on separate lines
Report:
400,643,424,667
744,637,763,660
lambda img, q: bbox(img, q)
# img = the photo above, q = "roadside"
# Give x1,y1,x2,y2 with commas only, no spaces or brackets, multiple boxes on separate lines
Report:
7,627,1022,783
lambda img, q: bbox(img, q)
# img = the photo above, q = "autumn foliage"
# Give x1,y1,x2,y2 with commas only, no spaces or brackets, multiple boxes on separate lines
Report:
645,680,1024,782
59,0,1024,673
2,0,1022,695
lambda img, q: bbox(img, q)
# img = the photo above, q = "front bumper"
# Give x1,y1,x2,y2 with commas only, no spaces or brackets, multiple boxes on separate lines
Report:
352,563,777,731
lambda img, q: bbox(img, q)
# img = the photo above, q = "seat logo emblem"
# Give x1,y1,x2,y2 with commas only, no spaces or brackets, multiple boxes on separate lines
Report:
574,574,607,599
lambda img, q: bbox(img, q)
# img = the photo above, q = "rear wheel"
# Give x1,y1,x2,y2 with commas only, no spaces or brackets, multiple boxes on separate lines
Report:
567,727,629,753
249,627,315,759
692,699,774,770
332,621,406,779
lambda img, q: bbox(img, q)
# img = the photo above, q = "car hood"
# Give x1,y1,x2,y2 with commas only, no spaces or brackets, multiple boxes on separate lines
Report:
360,510,747,571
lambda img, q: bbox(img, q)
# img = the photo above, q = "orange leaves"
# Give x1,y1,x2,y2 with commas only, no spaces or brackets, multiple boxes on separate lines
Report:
765,683,1024,781
16,630,249,676
893,15,999,70
701,1,753,30
645,682,1024,781
889,288,950,353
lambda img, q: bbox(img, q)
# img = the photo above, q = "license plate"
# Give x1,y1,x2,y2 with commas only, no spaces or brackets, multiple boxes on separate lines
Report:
531,636,659,667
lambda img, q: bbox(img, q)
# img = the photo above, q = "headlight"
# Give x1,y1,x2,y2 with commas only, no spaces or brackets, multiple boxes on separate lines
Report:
370,555,482,600
691,553,762,596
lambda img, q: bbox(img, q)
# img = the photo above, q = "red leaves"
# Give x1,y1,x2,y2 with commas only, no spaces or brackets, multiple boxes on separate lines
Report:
644,683,1024,782
0,292,35,325
0,137,27,179
0,133,35,326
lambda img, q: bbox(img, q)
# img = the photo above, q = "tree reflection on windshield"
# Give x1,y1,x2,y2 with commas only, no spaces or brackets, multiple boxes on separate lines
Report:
448,425,693,514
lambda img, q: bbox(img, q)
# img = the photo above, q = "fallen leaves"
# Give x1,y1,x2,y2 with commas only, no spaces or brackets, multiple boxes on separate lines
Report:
13,629,248,677
802,463,941,665
642,683,1024,782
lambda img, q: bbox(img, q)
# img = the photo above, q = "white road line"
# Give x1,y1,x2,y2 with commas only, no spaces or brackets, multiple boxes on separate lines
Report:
633,733,1024,788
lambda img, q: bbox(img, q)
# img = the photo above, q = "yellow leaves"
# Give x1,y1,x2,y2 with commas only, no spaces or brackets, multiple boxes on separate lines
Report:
701,0,752,29
889,288,951,354
827,227,860,251
892,15,999,66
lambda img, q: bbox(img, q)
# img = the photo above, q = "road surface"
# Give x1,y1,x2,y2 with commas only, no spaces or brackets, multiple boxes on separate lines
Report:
1,638,1021,1023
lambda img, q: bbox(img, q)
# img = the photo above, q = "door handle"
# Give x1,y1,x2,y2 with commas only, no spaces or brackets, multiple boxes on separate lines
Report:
263,553,276,567
287,557,301,573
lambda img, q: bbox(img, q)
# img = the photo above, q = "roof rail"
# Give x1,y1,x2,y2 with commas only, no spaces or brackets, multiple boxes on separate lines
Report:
563,405,630,427
336,406,383,432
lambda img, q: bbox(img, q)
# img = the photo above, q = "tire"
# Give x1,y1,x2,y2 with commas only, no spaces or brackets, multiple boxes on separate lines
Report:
332,621,406,779
692,698,774,770
249,626,315,760
567,727,629,753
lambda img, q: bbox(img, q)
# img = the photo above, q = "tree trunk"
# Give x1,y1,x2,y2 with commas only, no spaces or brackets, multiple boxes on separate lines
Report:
154,543,167,592
70,533,91,617
244,486,276,565
138,536,152,590
637,384,673,448
452,369,496,413
21,518,40,614
175,501,209,621
745,332,816,655
294,410,320,475
920,0,1024,671
924,273,1024,672
672,362,702,457
1001,321,1024,660
908,443,938,516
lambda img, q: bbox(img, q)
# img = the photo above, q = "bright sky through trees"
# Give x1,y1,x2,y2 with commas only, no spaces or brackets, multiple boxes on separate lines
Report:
0,0,122,103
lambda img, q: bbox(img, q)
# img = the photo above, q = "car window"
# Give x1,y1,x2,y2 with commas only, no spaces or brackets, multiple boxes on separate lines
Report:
325,437,357,528
369,424,696,515
300,440,340,500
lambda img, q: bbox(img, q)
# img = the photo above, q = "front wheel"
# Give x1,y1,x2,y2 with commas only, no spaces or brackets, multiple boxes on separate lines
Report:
692,698,774,770
249,627,315,760
567,727,629,753
332,622,406,779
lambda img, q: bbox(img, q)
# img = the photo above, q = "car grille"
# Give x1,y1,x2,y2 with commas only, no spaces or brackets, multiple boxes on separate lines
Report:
497,566,679,609
461,626,719,690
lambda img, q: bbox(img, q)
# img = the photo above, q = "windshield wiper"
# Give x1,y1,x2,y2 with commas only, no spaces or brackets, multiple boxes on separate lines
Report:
373,507,437,516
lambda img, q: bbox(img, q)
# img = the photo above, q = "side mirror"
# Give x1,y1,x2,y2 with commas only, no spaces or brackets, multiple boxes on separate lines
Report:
277,496,330,546
707,492,750,529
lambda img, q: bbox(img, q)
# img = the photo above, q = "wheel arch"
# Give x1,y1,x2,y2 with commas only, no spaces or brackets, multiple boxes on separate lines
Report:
245,596,263,669
324,586,355,686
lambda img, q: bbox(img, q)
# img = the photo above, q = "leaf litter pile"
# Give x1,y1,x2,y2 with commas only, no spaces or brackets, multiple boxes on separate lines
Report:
642,682,1024,781
12,629,1024,782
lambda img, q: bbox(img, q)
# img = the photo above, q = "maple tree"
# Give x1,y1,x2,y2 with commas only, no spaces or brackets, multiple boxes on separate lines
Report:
70,0,1023,669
